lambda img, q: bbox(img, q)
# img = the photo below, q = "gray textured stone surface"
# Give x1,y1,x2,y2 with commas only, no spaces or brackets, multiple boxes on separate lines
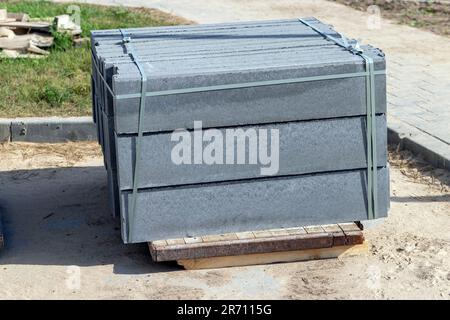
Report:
112,71,386,134
116,115,387,189
388,116,450,170
120,167,390,243
10,117,97,143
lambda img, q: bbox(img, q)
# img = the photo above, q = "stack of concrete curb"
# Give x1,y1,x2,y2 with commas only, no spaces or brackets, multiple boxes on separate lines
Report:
91,18,389,244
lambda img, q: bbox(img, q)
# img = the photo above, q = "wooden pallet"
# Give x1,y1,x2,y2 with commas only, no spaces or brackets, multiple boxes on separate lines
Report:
148,222,366,269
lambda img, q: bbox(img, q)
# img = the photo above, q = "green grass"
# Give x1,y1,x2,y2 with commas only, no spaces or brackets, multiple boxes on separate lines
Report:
0,0,188,117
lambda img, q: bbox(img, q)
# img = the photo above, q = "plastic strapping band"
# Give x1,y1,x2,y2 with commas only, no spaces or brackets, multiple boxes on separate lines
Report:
363,53,378,220
298,18,378,219
120,29,148,242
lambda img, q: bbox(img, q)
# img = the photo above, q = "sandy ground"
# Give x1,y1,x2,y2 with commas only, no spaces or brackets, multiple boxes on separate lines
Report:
0,142,448,299
1,0,450,299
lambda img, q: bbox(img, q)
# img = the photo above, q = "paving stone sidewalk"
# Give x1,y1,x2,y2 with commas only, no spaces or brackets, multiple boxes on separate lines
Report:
55,0,450,168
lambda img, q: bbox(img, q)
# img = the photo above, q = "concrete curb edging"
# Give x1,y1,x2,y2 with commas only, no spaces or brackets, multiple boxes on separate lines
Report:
0,117,97,143
387,117,449,170
0,116,448,171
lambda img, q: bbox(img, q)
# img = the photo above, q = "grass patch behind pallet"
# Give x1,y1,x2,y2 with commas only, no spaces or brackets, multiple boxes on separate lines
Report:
0,0,189,117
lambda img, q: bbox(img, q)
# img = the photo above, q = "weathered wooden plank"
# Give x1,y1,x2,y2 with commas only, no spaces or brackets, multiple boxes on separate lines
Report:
0,21,51,32
184,237,202,244
151,239,168,248
202,233,238,243
284,227,307,235
323,223,355,246
149,223,364,262
178,241,369,270
268,229,290,237
322,224,343,233
235,231,255,240
150,232,336,262
338,222,362,233
343,231,365,245
252,230,274,239
304,225,326,234
166,238,185,246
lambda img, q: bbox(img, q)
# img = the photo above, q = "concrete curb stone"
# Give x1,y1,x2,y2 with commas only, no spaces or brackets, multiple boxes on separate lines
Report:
388,116,450,170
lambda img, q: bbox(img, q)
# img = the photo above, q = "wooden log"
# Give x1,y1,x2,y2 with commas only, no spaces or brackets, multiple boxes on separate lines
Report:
178,241,369,270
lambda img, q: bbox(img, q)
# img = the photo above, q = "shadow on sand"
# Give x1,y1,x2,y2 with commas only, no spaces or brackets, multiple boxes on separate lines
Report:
0,165,180,274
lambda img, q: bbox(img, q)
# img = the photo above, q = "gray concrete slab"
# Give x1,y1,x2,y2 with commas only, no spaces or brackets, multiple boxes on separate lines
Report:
112,72,386,134
116,115,387,189
388,116,450,170
120,166,390,243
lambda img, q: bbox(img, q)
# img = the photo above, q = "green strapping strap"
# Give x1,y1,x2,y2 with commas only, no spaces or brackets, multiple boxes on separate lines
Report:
360,54,378,219
362,54,378,220
119,29,148,243
298,18,378,219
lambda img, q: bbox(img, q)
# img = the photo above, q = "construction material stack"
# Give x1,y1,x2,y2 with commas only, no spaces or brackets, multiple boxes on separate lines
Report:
0,8,82,58
91,18,389,244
